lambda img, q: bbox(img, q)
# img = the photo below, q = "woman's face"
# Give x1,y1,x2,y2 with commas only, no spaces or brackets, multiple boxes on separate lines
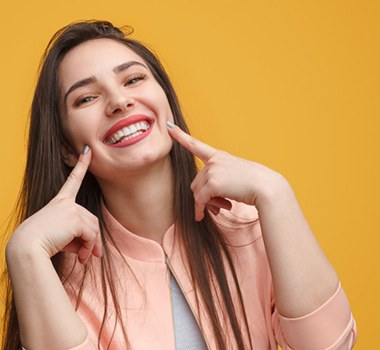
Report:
59,38,174,181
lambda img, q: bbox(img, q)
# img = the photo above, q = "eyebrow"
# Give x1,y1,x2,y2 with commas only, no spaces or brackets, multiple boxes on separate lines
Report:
63,60,147,104
113,61,146,74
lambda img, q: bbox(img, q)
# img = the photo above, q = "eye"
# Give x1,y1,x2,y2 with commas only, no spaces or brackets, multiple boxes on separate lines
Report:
124,73,147,86
74,95,97,107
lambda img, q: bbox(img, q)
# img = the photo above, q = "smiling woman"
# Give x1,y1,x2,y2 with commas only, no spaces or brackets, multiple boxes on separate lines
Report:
2,20,357,350
59,38,174,184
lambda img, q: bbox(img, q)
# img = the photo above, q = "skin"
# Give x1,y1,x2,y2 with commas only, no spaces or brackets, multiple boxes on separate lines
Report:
59,39,175,238
6,38,339,349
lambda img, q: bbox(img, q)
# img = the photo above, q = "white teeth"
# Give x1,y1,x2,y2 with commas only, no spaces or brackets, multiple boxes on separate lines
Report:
129,124,137,133
107,121,150,144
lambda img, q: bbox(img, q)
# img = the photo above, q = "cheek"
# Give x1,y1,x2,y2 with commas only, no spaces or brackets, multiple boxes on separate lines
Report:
62,118,94,152
143,85,172,118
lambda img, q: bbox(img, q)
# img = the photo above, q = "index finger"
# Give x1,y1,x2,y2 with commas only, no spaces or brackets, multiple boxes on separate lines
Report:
166,121,216,162
58,145,92,198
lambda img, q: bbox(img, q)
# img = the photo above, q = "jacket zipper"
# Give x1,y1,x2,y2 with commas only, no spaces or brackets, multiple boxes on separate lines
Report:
165,254,211,350
166,260,178,349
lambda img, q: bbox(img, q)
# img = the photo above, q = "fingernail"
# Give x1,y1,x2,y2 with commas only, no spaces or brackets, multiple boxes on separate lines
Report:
166,121,175,129
82,144,90,155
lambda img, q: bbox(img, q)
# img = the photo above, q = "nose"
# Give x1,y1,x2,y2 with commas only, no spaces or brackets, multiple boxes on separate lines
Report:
105,89,135,117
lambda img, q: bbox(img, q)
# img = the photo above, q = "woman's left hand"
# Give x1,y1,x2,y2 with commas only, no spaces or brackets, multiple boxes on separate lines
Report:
167,122,342,321
167,122,289,221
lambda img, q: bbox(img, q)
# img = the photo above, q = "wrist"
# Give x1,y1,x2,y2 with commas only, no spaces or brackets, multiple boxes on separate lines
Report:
255,175,295,211
6,231,50,270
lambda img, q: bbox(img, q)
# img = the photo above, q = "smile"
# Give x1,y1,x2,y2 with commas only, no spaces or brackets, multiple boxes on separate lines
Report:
104,114,154,148
106,121,150,144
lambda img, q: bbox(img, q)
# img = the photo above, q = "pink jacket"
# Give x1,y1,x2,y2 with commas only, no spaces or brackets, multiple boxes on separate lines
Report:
63,202,357,349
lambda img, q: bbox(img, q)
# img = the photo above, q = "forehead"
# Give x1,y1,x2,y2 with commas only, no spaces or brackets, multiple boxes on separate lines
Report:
59,38,145,89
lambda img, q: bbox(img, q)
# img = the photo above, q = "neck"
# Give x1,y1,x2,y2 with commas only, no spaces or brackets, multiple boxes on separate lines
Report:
98,158,174,244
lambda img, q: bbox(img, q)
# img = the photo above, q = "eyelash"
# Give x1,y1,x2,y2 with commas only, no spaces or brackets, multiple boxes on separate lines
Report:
74,73,147,107
124,72,147,86
74,95,97,107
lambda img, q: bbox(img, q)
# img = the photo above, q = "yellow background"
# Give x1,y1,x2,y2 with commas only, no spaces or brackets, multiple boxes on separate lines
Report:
0,1,378,348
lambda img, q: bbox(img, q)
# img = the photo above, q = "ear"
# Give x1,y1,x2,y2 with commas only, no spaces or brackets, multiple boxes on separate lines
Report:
60,140,78,167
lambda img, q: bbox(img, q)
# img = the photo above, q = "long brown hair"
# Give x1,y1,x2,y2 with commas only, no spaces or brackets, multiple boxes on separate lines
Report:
2,20,252,349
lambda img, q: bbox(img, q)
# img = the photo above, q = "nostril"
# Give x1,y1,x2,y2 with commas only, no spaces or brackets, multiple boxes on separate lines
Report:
107,98,135,117
112,107,123,114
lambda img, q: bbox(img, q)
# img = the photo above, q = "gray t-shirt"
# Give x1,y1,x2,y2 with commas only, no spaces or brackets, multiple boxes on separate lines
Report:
170,273,207,350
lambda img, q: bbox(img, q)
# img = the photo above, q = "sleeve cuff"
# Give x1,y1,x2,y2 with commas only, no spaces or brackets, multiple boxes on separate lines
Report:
276,283,357,349
67,333,94,350
22,332,94,350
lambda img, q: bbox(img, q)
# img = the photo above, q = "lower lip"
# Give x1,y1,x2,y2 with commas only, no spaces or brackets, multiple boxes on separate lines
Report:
106,122,154,148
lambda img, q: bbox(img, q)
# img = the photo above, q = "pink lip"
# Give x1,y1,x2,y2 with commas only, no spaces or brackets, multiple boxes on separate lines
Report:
104,114,155,148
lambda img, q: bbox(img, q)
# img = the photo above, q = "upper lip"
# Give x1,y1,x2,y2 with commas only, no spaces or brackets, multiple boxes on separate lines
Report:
103,114,154,142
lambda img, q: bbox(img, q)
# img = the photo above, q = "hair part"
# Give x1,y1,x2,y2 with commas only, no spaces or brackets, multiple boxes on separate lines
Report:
2,20,252,350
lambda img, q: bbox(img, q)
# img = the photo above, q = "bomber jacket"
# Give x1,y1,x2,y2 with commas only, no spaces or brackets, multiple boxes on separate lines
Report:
63,201,357,349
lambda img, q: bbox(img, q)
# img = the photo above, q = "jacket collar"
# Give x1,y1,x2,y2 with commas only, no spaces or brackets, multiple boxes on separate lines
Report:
101,201,175,263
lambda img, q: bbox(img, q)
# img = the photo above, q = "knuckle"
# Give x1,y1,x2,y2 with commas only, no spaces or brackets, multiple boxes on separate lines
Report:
87,216,100,235
93,223,101,236
212,150,226,162
193,192,201,202
209,153,222,164
204,166,212,176
206,178,218,191
194,191,207,204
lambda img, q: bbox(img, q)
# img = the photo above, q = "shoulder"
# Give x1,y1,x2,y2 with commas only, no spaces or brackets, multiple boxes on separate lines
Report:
212,200,262,247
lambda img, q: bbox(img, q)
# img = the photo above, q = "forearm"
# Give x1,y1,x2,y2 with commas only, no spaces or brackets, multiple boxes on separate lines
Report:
6,240,87,349
166,125,341,319
257,179,339,318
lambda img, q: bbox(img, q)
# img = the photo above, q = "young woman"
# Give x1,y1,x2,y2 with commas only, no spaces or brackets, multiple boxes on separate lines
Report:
2,20,357,349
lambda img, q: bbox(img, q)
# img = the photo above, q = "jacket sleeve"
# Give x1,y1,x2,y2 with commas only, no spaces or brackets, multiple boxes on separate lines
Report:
63,333,96,350
271,282,357,349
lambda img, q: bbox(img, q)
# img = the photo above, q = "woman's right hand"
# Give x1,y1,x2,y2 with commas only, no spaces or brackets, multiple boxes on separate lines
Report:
7,146,102,264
